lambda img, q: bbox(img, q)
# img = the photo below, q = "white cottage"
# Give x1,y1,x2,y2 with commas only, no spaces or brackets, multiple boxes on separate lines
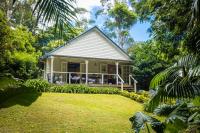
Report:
41,26,137,91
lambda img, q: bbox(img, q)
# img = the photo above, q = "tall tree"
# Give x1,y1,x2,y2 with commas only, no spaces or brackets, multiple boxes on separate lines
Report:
35,25,83,53
96,0,137,48
11,0,37,30
134,0,200,56
0,9,12,74
0,10,40,78
1,0,77,34
128,41,169,90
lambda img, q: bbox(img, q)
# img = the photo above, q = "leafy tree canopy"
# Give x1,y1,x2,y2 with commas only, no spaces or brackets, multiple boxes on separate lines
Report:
96,0,137,49
128,40,170,90
134,0,200,56
0,10,41,79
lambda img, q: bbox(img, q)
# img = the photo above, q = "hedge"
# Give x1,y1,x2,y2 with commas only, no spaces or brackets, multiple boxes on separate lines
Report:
24,79,149,103
1,79,149,104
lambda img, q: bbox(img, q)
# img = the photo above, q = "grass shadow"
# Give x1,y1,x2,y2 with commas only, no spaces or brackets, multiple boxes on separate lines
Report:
0,92,42,109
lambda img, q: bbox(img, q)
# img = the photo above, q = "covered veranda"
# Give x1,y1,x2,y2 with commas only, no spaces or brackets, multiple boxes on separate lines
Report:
42,55,137,91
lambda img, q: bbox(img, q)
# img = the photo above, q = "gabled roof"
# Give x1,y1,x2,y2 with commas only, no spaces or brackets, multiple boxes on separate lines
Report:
43,26,132,62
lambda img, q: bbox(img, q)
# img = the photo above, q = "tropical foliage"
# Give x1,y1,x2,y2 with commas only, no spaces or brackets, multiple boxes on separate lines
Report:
0,11,41,79
134,0,200,56
129,112,165,133
130,101,200,133
149,55,200,110
128,41,170,90
129,1,200,131
12,0,77,34
130,54,200,132
0,0,84,78
0,0,200,132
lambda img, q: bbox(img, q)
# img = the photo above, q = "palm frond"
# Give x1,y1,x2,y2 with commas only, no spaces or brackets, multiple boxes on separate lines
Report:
13,0,77,35
150,66,180,89
190,0,200,26
34,0,77,35
166,103,190,124
192,0,200,22
149,55,200,110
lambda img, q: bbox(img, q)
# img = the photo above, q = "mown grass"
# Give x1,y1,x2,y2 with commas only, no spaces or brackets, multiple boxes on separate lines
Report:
0,93,143,133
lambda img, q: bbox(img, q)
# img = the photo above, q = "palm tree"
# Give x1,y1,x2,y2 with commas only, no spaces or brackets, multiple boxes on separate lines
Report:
13,0,77,34
192,0,200,22
149,55,200,110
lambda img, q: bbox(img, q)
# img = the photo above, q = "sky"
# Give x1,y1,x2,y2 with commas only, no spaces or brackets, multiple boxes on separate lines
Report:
76,0,151,42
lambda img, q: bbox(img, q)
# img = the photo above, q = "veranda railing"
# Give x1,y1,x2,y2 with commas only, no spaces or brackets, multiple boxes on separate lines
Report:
46,71,125,91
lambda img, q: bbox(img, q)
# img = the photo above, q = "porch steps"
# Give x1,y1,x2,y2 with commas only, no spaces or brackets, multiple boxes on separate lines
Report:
88,84,134,92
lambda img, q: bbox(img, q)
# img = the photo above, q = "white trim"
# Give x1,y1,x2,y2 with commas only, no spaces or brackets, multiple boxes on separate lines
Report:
50,57,54,83
115,62,119,85
85,60,89,84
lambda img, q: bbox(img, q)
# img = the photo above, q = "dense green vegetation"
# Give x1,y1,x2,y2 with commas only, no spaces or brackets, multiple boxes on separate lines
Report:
127,0,200,132
0,0,200,132
128,41,169,90
0,93,143,132
0,78,149,104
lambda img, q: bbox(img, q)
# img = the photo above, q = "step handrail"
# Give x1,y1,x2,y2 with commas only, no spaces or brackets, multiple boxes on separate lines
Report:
117,74,124,91
129,74,138,92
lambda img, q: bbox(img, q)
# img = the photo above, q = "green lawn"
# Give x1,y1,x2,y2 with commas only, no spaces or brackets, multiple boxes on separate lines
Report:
0,93,143,133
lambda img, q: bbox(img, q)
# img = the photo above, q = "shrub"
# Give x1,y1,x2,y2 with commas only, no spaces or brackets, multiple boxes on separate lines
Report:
136,95,145,103
49,85,120,94
24,79,50,92
143,102,152,112
129,92,138,100
98,87,120,94
49,84,87,93
21,79,149,103
120,90,149,103
120,91,130,97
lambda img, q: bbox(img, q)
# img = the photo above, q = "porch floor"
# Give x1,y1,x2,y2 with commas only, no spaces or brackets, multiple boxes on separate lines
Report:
88,84,134,91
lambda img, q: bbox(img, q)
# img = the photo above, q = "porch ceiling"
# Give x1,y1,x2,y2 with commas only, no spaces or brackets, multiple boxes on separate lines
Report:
52,55,132,65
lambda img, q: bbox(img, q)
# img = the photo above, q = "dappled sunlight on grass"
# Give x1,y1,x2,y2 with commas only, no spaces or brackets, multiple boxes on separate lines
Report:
0,93,41,108
0,93,143,133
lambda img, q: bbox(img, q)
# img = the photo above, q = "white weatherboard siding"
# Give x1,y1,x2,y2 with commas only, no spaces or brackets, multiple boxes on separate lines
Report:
50,29,131,61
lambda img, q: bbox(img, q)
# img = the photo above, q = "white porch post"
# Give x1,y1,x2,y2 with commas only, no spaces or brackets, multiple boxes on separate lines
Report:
50,56,54,83
66,62,68,83
69,73,71,84
101,74,104,85
115,62,119,85
134,80,137,92
43,61,46,80
85,60,89,84
45,59,48,80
